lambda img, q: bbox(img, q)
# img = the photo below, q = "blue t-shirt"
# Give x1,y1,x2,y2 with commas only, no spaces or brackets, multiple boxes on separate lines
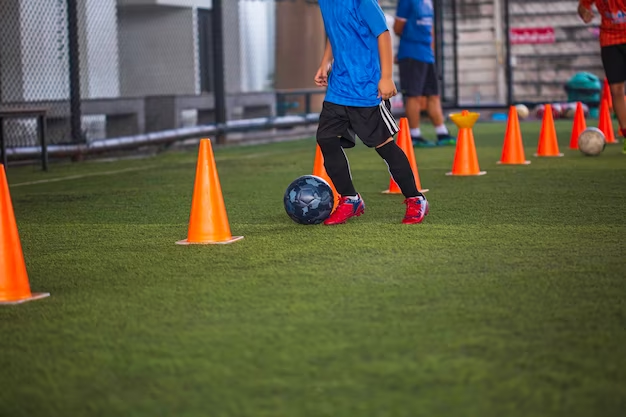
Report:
396,0,435,63
318,0,389,107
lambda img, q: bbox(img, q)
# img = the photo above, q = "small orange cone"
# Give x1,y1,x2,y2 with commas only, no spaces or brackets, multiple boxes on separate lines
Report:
598,98,617,144
382,117,429,193
176,139,243,245
498,105,530,165
447,111,486,176
313,145,339,209
602,78,612,110
0,165,49,305
535,104,563,157
569,102,587,150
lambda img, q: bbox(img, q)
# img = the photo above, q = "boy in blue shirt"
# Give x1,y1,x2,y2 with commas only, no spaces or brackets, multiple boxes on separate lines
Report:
315,0,429,225
394,0,455,147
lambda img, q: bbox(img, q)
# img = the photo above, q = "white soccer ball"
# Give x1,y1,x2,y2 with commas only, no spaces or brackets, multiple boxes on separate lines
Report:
515,104,529,120
578,127,606,156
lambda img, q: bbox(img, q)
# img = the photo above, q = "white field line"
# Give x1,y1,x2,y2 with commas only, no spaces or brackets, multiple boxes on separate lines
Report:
10,148,301,188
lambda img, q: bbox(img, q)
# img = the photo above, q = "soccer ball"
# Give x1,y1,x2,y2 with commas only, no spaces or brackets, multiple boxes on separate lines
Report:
283,175,334,225
535,104,559,119
578,127,606,156
563,103,577,119
515,104,529,120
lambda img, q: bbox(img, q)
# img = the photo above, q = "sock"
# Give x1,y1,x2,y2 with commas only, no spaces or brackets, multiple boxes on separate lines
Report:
317,138,357,197
435,125,449,135
376,141,422,198
410,128,422,138
620,128,626,138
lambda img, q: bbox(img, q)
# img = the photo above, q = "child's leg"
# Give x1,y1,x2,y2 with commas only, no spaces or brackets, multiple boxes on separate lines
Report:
600,44,626,137
316,102,357,197
375,138,423,198
609,82,626,134
317,136,357,197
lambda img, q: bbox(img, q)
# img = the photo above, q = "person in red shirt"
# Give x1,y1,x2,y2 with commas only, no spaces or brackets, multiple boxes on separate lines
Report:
578,0,626,152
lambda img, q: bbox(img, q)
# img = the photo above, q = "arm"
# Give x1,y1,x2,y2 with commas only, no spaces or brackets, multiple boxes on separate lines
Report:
393,18,406,36
578,0,594,23
377,30,397,100
314,38,333,87
394,0,410,36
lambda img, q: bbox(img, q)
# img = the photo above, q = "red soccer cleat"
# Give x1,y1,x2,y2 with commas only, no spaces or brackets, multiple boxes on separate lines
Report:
323,195,365,225
402,196,429,224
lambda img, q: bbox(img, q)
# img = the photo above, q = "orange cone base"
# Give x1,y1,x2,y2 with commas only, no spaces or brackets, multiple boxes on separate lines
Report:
446,171,486,176
533,153,564,157
497,160,531,165
381,188,429,194
0,292,50,305
176,236,244,245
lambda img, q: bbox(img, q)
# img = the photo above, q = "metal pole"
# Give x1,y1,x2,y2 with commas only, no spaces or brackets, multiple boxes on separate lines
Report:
434,0,444,100
212,0,227,145
503,0,513,105
451,0,459,107
493,0,507,105
66,0,83,144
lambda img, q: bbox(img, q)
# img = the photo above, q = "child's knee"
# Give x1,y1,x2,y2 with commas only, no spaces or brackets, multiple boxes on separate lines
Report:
609,83,625,96
317,135,340,151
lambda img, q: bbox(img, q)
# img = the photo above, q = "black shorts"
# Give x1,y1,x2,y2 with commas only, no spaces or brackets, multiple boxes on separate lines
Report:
316,100,399,148
398,58,439,97
601,43,626,84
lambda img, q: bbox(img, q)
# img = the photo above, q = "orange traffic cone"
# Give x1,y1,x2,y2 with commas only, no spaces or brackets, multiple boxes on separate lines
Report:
602,78,612,110
176,139,243,245
447,111,486,176
0,165,49,305
313,145,339,209
569,102,587,150
535,104,563,157
598,98,617,144
498,105,530,165
382,117,428,193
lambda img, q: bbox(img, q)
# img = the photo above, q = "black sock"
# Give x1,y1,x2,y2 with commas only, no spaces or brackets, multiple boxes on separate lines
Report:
317,138,357,197
376,141,422,198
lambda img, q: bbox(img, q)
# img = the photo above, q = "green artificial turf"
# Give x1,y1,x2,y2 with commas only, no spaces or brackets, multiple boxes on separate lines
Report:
1,120,625,417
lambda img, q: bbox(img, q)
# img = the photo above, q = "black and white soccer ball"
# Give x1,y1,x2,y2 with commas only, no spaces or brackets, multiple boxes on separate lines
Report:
283,175,334,225
578,127,606,156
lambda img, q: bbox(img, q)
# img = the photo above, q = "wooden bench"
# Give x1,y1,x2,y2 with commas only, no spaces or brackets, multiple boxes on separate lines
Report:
0,107,48,171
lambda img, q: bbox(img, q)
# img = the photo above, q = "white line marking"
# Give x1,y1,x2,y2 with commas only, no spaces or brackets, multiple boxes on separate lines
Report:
10,148,304,187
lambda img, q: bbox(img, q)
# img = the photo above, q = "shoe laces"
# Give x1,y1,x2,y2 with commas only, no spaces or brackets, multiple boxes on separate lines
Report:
404,197,423,216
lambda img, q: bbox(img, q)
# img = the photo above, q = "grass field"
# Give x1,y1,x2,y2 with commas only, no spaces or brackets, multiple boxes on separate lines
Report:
1,120,625,417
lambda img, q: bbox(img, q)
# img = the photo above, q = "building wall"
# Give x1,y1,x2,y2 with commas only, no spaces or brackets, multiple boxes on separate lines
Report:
274,1,326,112
78,0,121,98
0,0,71,102
117,5,199,96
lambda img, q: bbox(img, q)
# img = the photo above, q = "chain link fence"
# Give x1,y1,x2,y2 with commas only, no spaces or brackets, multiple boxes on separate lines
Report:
0,0,606,162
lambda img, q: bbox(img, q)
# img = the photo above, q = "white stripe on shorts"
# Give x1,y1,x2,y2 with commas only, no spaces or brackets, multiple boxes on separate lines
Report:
379,101,399,135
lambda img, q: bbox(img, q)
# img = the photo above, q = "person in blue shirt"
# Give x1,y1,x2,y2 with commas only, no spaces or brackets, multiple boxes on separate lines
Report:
394,0,455,147
315,0,429,225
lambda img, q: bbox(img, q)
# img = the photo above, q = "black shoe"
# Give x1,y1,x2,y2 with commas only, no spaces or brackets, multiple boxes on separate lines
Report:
412,136,436,148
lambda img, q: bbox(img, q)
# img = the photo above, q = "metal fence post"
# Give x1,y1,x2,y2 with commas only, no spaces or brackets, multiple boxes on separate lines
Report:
212,0,227,145
504,0,513,106
66,0,83,144
451,0,459,107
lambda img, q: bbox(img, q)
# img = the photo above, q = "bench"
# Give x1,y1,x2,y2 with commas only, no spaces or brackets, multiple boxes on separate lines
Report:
145,92,277,132
0,107,48,171
2,98,145,145
82,98,145,138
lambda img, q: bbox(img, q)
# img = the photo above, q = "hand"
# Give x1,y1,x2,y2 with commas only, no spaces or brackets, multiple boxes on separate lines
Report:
578,4,593,23
314,62,331,87
378,77,397,101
